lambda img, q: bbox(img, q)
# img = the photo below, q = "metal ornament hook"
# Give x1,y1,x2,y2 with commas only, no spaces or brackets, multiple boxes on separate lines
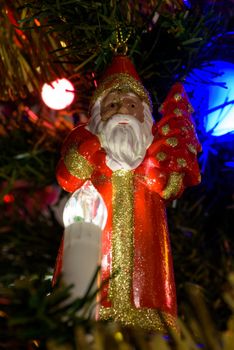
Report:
110,24,132,56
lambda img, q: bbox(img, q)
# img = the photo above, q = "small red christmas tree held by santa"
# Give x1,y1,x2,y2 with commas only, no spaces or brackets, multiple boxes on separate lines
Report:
53,46,201,331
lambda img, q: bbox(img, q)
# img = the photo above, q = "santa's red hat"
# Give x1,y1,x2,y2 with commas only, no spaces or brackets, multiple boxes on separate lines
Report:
90,55,152,110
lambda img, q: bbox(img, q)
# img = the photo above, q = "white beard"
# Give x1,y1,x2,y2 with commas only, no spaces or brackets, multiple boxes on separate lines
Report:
87,101,154,171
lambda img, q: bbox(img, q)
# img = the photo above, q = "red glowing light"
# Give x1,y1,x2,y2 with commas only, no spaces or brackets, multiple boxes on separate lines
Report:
34,18,41,27
41,78,75,110
3,194,15,204
92,72,97,88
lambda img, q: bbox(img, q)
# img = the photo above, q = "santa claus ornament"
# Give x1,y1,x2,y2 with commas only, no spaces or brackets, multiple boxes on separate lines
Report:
53,52,201,331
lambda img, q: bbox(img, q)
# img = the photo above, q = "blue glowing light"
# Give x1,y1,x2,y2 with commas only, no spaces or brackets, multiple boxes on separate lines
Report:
184,61,234,136
162,335,171,341
183,0,191,8
225,161,234,167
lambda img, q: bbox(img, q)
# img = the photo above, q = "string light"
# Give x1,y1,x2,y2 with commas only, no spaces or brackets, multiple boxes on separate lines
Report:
41,78,75,110
185,60,234,136
3,194,15,204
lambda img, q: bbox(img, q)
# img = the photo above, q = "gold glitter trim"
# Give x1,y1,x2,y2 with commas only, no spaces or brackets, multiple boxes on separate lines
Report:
188,103,194,113
187,143,197,155
181,126,188,133
162,172,184,200
161,124,170,135
99,169,178,332
166,137,178,147
108,169,134,303
174,93,182,101
156,152,167,161
64,147,93,180
174,108,182,116
90,73,152,111
99,306,178,332
177,158,187,167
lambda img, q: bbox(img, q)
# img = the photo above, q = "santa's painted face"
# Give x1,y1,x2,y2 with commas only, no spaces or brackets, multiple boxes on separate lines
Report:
100,91,144,122
88,91,154,171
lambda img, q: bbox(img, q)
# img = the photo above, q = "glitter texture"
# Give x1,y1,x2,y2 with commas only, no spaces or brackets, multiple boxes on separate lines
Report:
162,172,184,200
173,108,182,116
91,73,152,110
99,305,178,332
99,169,178,332
188,103,194,113
108,169,134,304
174,93,182,101
64,147,93,179
166,137,178,147
156,152,167,161
181,126,189,133
187,143,197,155
177,158,187,168
161,124,170,135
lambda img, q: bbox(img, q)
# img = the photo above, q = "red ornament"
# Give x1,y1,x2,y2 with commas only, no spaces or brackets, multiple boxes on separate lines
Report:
54,54,201,332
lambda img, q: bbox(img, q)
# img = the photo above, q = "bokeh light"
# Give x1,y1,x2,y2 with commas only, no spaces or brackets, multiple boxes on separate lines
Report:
41,78,75,110
3,194,15,204
185,60,234,136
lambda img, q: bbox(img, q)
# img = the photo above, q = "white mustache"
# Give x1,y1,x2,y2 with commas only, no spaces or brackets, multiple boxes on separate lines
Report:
104,113,139,124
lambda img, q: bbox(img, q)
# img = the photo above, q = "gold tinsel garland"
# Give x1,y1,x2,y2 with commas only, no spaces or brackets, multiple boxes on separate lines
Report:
0,2,70,101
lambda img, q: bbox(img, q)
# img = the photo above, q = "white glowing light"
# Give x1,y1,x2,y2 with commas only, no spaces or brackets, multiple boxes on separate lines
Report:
63,181,107,230
41,78,75,110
